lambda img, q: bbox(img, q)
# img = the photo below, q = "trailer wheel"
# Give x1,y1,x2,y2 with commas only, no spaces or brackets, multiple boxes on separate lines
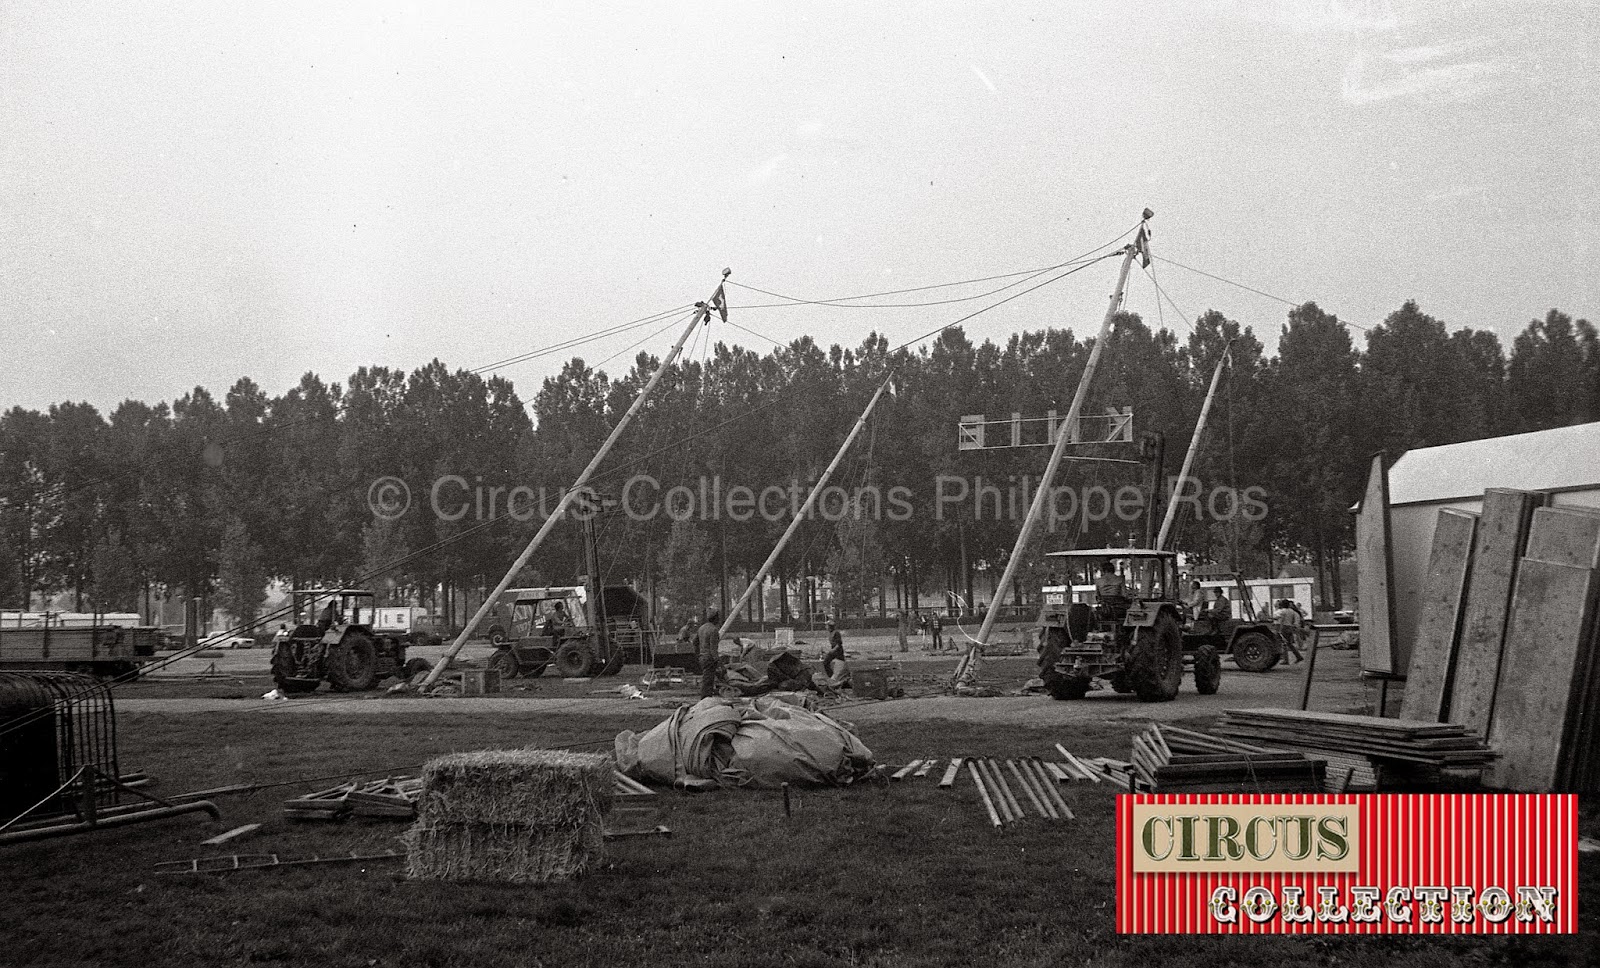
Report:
1231,631,1280,673
1192,645,1222,695
1129,613,1183,702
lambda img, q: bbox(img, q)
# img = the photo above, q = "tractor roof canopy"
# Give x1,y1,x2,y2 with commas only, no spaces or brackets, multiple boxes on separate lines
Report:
1046,549,1177,560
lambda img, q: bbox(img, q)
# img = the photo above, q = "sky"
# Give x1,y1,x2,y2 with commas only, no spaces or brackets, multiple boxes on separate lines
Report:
3,0,1596,415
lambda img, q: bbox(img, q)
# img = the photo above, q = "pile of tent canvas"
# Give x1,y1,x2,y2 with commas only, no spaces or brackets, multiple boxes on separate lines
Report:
615,695,875,790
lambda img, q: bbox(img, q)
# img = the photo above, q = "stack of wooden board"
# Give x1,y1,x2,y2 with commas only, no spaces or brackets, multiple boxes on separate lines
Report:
1401,496,1600,791
1214,708,1494,788
1161,726,1376,792
1127,725,1325,794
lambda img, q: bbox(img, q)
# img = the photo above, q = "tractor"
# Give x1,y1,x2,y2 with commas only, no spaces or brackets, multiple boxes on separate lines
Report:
1186,572,1291,673
271,589,431,694
485,585,658,680
1035,549,1222,702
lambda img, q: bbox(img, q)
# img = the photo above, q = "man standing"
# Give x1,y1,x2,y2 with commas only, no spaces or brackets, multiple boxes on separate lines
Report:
931,612,944,652
1184,581,1207,621
1274,599,1306,662
822,619,845,678
697,610,722,698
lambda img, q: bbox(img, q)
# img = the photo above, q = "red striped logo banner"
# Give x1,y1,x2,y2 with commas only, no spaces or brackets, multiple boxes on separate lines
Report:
1116,794,1577,934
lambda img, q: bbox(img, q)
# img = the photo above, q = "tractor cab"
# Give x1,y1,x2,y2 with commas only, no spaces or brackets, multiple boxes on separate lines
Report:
1035,549,1221,703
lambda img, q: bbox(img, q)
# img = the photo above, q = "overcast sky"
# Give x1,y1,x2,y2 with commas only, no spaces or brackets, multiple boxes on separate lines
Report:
4,0,1595,415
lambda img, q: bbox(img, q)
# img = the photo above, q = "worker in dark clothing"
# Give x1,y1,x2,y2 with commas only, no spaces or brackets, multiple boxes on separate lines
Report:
697,610,722,698
1094,562,1126,601
822,620,846,678
930,612,944,651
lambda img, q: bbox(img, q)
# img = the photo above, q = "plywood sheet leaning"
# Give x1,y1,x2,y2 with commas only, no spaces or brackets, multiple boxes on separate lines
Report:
1448,489,1543,735
1401,509,1479,722
1517,506,1600,791
1355,453,1400,674
1525,507,1600,569
1484,558,1600,791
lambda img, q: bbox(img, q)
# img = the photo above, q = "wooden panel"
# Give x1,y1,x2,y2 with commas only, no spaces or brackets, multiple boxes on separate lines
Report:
1448,489,1543,735
1401,509,1478,722
1485,559,1600,791
1525,506,1600,568
1355,453,1399,674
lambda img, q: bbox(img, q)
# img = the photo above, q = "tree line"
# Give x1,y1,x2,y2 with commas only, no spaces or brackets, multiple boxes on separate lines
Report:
3,301,1596,629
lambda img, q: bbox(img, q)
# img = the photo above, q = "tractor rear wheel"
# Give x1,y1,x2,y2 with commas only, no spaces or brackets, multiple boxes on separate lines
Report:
1129,613,1183,702
271,647,318,694
488,649,520,680
326,632,379,692
1192,645,1222,695
1231,631,1281,673
555,642,595,678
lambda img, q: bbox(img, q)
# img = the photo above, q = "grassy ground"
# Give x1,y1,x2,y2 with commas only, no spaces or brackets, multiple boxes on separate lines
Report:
1,711,1592,968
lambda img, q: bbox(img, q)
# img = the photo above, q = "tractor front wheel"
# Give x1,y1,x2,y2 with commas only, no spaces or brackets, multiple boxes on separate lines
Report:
1129,613,1183,702
488,649,520,680
1192,645,1222,695
326,632,379,692
555,642,596,678
271,647,318,694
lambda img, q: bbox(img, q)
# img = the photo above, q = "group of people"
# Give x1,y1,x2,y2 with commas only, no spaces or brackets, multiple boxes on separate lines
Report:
683,611,851,698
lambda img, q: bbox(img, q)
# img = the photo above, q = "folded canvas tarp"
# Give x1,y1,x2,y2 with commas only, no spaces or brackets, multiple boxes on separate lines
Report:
615,695,875,790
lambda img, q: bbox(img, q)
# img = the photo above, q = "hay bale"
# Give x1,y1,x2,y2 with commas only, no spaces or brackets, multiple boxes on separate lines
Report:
405,749,613,883
403,822,606,883
416,748,613,825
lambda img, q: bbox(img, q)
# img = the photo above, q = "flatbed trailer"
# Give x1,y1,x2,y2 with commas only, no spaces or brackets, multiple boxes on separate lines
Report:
0,625,156,677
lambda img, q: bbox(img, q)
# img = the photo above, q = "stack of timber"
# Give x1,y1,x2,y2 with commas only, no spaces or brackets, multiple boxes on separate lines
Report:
1162,726,1377,792
1214,708,1494,789
962,757,1073,826
1401,495,1600,791
1129,725,1325,794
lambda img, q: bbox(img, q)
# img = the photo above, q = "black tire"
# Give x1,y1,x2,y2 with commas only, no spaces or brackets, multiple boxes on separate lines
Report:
1129,612,1183,702
1046,671,1092,701
488,650,520,680
1231,631,1280,673
1193,644,1222,695
488,625,508,646
555,642,595,678
326,632,379,692
403,657,432,678
271,647,318,694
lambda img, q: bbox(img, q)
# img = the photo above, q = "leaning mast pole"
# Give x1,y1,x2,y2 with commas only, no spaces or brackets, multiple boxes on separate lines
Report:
419,270,731,689
1154,340,1232,550
954,211,1152,689
719,373,895,637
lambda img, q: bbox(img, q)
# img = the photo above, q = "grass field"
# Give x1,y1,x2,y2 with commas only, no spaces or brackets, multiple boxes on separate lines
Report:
2,710,1594,968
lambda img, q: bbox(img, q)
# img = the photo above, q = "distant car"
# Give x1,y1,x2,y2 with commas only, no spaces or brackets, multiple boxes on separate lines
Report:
206,635,255,649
